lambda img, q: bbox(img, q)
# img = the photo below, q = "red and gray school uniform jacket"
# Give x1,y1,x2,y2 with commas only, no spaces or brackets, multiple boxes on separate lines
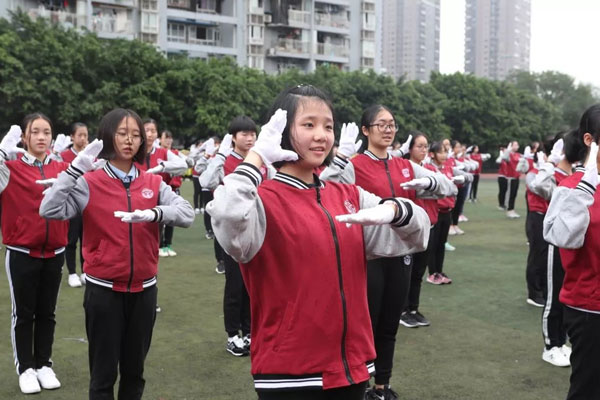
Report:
430,160,456,213
60,147,78,164
39,162,194,292
135,147,188,184
498,159,509,178
542,166,600,311
199,150,271,189
320,151,456,215
0,152,69,258
525,162,571,214
502,151,522,179
470,153,483,175
207,163,430,391
415,162,441,225
166,149,183,190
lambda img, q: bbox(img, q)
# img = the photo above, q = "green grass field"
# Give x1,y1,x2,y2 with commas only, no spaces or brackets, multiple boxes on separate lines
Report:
0,178,571,399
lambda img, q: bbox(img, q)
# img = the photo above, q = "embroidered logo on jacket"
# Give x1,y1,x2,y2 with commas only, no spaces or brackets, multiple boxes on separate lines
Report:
402,168,410,178
142,189,154,199
344,199,357,214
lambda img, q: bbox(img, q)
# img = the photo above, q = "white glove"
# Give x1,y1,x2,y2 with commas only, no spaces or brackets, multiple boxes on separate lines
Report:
400,177,432,190
454,163,465,171
92,159,107,170
335,202,396,226
152,139,160,149
523,146,533,159
536,151,547,164
456,152,463,159
548,139,564,165
146,164,164,174
337,123,361,158
398,134,412,157
0,125,24,158
423,155,431,164
481,153,491,161
71,139,103,173
583,142,598,187
466,146,473,153
464,172,474,183
188,144,201,160
251,109,298,165
452,175,465,184
507,141,514,152
53,134,72,154
203,138,217,157
114,209,156,223
35,178,57,195
218,133,233,157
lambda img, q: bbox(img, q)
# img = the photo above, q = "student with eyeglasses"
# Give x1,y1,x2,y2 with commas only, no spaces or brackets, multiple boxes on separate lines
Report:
320,104,455,400
40,108,194,400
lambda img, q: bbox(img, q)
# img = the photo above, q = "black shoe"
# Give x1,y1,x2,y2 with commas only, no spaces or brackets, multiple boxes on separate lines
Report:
383,386,399,400
399,312,418,328
215,261,225,274
243,334,251,352
205,231,215,240
365,387,385,400
411,311,430,326
226,336,249,357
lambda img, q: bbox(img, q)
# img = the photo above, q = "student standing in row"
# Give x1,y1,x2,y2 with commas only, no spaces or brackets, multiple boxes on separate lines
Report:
208,85,430,400
1,115,69,394
40,108,194,400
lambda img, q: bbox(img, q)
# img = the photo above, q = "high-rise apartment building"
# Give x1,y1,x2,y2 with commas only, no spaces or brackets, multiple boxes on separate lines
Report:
381,0,439,82
464,0,530,80
1,0,382,75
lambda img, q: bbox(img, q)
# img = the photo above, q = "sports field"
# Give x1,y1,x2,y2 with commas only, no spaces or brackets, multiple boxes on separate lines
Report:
0,178,570,399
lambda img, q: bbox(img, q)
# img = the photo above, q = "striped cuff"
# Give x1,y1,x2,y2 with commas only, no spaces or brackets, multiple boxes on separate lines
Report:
0,149,8,161
332,155,348,169
151,207,163,223
576,179,596,197
425,176,436,191
234,162,263,187
216,153,227,161
380,198,413,227
65,164,84,180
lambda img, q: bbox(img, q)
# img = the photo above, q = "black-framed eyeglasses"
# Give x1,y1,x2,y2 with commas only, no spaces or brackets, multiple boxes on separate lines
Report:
369,123,399,133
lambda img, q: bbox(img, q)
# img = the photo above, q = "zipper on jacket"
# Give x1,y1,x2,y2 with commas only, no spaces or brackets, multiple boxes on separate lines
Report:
37,163,49,258
315,186,354,385
383,159,396,197
123,181,135,292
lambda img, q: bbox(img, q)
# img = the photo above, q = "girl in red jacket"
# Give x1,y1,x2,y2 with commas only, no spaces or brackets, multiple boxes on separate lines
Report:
208,85,430,399
0,114,69,394
40,108,194,400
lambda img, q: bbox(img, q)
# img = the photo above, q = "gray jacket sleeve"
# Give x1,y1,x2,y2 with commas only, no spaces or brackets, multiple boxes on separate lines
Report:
156,181,195,227
194,156,208,174
543,181,595,249
501,150,511,161
0,158,10,194
319,156,356,184
360,188,430,259
39,168,90,220
199,154,226,190
206,164,267,263
161,150,188,176
411,161,458,199
528,163,556,200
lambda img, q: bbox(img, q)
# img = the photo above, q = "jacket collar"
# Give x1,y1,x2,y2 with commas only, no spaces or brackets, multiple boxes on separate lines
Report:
104,162,140,180
364,149,390,161
231,151,243,160
20,152,51,166
274,172,325,190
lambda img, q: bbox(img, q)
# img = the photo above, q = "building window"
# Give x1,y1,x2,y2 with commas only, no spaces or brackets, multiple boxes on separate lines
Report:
167,22,186,42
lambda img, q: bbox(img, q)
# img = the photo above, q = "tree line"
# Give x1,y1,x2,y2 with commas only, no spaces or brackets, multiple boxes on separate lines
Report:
0,11,597,153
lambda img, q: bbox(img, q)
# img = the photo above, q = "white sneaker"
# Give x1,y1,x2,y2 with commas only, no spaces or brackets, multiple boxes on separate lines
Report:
542,346,570,367
200,207,205,214
506,210,521,219
166,247,177,257
497,206,506,211
158,247,169,257
19,368,41,394
445,242,456,251
68,273,82,288
455,226,465,235
448,225,457,236
458,214,469,222
194,208,201,215
561,344,572,359
80,273,87,285
36,366,61,390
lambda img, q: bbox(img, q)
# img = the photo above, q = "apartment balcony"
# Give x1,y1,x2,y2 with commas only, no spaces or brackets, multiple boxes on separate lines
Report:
167,2,237,26
314,12,350,32
314,42,349,62
92,0,136,8
267,38,310,59
168,0,220,13
25,7,86,30
91,14,134,39
363,18,375,31
288,9,311,28
315,0,350,6
166,36,236,56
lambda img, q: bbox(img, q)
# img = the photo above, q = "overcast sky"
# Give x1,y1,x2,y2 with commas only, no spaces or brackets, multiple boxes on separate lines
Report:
439,0,600,88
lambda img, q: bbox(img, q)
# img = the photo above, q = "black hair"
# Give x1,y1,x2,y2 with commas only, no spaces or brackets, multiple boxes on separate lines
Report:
228,116,257,136
267,85,335,169
161,130,173,139
143,118,158,131
403,130,427,160
571,104,600,164
359,104,396,152
21,113,53,151
564,128,585,164
70,122,87,136
450,139,461,151
430,141,444,155
98,108,146,164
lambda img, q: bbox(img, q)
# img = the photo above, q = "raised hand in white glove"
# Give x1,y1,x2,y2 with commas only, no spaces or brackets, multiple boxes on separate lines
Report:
71,139,103,174
92,159,107,171
536,151,547,164
53,134,72,154
481,153,491,161
423,155,431,164
114,209,156,223
452,175,465,185
523,146,533,159
203,138,217,157
507,141,515,152
218,133,233,157
335,202,397,226
146,164,164,174
400,177,432,190
0,125,24,159
337,122,361,158
583,142,599,187
251,109,298,165
152,139,160,149
398,134,413,157
188,144,201,160
548,138,564,165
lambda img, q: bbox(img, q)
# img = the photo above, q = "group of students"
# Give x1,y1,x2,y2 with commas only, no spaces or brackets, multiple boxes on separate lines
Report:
4,85,600,400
